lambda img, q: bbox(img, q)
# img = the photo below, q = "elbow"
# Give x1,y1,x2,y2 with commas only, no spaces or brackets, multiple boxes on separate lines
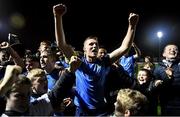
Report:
120,48,129,56
123,46,130,53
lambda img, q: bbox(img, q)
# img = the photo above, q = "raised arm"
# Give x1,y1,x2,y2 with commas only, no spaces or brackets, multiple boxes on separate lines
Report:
109,13,139,63
132,42,141,59
53,4,75,60
0,42,25,68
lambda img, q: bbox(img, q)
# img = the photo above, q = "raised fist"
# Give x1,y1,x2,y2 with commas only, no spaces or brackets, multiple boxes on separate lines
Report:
128,13,139,27
53,4,67,16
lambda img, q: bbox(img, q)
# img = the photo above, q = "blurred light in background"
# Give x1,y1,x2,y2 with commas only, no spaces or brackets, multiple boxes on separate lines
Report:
157,31,163,39
10,13,25,29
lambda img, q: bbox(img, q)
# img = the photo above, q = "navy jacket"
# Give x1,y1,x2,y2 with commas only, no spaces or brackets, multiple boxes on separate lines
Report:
154,60,180,115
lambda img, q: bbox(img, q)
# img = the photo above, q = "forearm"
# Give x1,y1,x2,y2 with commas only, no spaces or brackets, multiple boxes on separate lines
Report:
54,15,74,59
54,15,66,49
7,47,24,68
120,12,139,54
134,47,141,56
121,25,136,52
109,25,136,63
0,85,6,97
48,69,75,109
133,45,141,58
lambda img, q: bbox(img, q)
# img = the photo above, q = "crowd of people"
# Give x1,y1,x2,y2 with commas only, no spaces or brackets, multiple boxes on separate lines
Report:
0,3,180,116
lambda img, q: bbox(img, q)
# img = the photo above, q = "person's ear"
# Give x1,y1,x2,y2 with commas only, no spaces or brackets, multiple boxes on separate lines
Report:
124,109,130,117
83,46,86,52
162,52,166,57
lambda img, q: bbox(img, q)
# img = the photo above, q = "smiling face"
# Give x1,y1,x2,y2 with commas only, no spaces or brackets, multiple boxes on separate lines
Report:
97,48,107,60
40,50,56,70
163,44,179,60
83,37,99,61
137,70,150,85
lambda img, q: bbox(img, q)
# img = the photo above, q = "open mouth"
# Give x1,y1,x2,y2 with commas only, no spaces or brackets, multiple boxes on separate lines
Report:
169,51,177,55
139,79,144,82
40,61,45,65
92,49,97,53
139,78,145,83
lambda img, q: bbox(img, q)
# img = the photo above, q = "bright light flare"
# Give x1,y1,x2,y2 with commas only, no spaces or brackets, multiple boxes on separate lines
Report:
157,31,163,39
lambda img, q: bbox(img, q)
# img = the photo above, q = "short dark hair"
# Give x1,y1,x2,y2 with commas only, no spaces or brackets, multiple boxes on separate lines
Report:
83,35,99,47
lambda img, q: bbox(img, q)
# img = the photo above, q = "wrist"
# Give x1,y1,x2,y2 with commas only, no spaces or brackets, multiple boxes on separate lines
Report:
54,14,62,18
130,25,136,30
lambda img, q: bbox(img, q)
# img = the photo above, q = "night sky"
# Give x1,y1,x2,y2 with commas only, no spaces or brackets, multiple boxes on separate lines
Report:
0,0,180,58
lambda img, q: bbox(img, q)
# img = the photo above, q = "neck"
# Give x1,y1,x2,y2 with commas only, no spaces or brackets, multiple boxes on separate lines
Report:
32,87,45,97
31,92,43,98
5,104,26,115
166,58,176,62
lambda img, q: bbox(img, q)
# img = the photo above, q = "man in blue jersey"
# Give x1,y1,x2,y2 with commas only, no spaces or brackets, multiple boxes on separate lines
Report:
53,3,139,116
119,42,141,77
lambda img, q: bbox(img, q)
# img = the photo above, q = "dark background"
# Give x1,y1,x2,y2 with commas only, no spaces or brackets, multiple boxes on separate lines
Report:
0,0,180,58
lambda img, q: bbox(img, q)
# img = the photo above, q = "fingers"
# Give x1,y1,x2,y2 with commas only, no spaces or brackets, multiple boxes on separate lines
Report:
53,3,67,16
165,67,173,79
53,3,65,7
129,13,139,19
128,13,139,26
129,13,139,17
155,80,163,87
63,97,72,107
0,41,9,49
70,56,81,63
68,56,82,73
165,67,173,74
71,56,77,61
